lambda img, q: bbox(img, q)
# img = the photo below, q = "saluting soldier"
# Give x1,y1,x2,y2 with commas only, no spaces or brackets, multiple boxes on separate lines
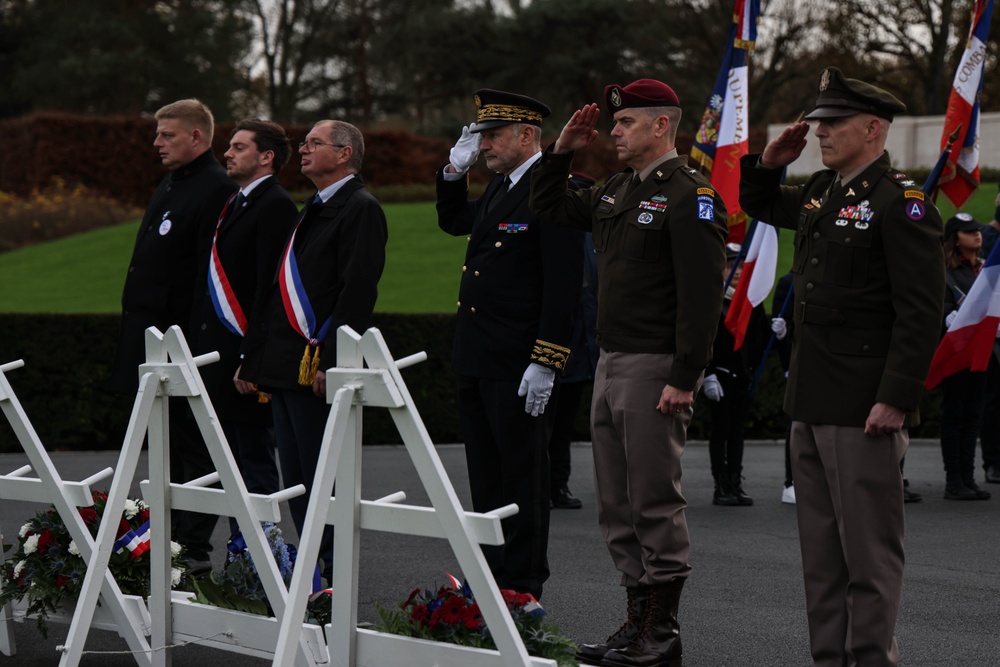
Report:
740,67,945,666
436,89,584,601
530,79,728,667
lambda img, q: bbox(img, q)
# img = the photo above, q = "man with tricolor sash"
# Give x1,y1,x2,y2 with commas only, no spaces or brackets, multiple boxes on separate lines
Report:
109,98,235,576
740,67,944,667
238,119,388,582
190,119,297,527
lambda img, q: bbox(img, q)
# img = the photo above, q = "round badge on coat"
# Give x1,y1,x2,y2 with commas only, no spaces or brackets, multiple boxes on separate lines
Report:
637,212,654,224
159,220,172,235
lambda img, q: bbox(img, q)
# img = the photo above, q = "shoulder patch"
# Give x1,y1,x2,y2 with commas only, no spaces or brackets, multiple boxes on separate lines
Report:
904,190,925,200
697,187,715,196
905,199,926,221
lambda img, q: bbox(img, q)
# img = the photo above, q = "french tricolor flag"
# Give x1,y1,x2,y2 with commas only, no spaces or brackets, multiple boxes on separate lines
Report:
113,520,151,559
690,0,760,244
938,0,993,207
926,243,1000,389
724,221,778,350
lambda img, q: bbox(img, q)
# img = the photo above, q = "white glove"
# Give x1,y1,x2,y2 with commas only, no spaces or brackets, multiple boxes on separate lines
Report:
517,363,555,417
945,310,958,328
771,317,788,340
448,125,482,174
702,374,724,402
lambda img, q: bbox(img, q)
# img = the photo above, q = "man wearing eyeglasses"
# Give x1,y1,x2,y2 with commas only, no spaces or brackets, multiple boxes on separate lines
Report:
436,89,583,600
238,119,388,583
109,98,235,576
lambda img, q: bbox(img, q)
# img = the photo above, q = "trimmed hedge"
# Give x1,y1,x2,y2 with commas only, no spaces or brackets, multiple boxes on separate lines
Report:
0,314,942,454
0,113,770,206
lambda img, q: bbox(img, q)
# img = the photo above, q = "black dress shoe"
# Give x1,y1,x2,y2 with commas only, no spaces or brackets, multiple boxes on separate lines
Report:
552,486,583,509
944,484,990,500
965,482,992,500
986,465,1000,484
903,479,922,503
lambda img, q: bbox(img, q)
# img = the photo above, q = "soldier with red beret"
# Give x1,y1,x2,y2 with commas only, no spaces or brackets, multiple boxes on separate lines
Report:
531,78,728,667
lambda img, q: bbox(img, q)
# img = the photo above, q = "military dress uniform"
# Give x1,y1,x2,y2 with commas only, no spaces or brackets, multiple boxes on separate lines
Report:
739,67,944,667
437,89,583,600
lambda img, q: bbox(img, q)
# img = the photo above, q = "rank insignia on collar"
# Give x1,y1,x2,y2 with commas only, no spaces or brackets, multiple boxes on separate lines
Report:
900,179,916,186
862,180,870,187
811,198,823,208
656,170,664,177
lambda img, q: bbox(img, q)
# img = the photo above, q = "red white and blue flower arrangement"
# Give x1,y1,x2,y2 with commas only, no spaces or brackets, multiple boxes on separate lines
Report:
0,490,188,636
375,574,578,666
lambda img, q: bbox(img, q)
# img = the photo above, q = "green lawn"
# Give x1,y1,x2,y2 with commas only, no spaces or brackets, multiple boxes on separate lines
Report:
0,188,993,314
0,202,470,314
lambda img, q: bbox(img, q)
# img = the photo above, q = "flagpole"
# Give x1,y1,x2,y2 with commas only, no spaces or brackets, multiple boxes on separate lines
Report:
724,218,757,293
923,124,963,202
749,284,793,398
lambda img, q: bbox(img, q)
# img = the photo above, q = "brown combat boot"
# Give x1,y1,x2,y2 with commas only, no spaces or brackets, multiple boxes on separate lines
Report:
575,585,650,664
601,579,684,667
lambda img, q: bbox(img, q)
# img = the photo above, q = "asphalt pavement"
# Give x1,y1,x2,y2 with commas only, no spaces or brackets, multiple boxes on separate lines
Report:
1,439,998,666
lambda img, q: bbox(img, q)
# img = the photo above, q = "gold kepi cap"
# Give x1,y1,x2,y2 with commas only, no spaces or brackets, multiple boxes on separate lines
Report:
804,67,906,122
469,88,550,133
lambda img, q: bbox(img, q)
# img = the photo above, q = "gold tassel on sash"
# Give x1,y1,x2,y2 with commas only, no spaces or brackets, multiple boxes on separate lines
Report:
257,391,270,404
297,343,324,386
298,344,314,386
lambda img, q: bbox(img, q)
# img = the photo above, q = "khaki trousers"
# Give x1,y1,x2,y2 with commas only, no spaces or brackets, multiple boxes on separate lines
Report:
591,351,694,587
791,421,907,667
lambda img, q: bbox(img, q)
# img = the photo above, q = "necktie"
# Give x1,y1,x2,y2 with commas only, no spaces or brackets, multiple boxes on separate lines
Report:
626,172,641,197
488,176,511,213
226,192,246,223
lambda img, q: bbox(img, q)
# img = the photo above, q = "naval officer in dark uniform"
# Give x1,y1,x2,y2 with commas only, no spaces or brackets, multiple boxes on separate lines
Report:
531,79,728,667
740,67,944,667
436,89,583,600
109,99,235,573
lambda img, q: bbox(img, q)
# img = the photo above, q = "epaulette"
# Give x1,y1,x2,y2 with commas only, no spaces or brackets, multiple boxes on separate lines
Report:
885,168,920,190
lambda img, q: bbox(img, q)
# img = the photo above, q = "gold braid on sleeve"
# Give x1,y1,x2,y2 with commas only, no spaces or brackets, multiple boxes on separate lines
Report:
531,339,571,371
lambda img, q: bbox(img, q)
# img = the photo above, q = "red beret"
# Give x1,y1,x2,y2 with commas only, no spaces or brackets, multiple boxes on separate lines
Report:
605,79,680,112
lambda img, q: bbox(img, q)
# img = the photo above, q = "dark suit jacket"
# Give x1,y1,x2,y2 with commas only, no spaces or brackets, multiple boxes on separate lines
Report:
740,151,944,427
239,174,387,391
108,150,235,394
437,162,583,380
190,175,298,424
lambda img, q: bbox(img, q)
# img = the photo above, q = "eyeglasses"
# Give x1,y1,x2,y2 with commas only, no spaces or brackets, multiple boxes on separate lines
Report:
298,139,346,152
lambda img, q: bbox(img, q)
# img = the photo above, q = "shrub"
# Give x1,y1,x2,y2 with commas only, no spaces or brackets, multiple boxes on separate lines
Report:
0,178,142,252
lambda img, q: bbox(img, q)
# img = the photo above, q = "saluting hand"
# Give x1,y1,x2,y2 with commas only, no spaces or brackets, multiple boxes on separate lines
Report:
761,121,810,169
553,103,601,154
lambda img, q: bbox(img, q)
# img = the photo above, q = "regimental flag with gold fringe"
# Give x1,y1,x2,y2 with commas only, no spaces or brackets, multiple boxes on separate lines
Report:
690,0,761,244
938,0,994,207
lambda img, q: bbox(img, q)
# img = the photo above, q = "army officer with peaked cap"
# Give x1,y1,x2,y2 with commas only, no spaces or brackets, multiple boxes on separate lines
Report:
740,67,944,666
436,89,583,600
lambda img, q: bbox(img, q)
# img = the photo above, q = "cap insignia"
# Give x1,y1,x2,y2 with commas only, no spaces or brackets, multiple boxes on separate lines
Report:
819,69,831,92
474,94,482,107
610,88,622,107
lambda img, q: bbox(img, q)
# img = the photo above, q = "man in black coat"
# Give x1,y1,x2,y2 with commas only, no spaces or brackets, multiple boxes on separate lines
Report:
108,98,235,573
238,120,388,581
190,119,298,527
437,89,583,600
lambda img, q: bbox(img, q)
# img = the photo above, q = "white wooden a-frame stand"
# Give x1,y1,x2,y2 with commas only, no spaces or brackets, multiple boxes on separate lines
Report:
0,359,153,663
58,326,325,667
271,326,557,667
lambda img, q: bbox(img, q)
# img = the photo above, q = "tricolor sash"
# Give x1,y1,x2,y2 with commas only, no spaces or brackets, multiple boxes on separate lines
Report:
208,192,248,336
279,214,333,385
